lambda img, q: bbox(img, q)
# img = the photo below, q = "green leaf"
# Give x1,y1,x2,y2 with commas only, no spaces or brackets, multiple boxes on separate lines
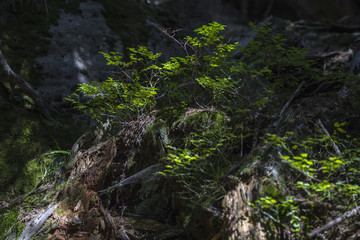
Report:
340,121,347,127
337,128,346,133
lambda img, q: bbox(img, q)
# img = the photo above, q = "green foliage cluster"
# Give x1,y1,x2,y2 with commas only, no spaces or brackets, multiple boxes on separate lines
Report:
67,46,160,121
67,22,238,122
242,23,318,93
67,21,312,124
159,110,233,205
255,124,360,236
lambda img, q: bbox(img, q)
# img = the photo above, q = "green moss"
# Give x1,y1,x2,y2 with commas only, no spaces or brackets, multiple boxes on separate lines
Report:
146,120,170,145
174,109,229,132
0,107,82,199
0,1,90,199
0,206,24,240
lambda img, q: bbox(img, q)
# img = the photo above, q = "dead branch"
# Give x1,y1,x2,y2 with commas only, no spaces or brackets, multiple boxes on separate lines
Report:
17,203,59,240
98,163,162,196
0,47,53,119
308,205,360,238
159,27,195,55
99,204,117,239
316,119,342,155
273,81,305,127
280,81,305,116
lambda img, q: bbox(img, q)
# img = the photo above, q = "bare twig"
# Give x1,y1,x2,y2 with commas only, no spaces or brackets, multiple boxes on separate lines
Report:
308,205,360,238
295,22,360,33
159,27,195,55
263,0,274,18
316,119,342,155
280,81,305,116
98,163,162,196
292,198,347,211
43,0,48,16
273,81,305,127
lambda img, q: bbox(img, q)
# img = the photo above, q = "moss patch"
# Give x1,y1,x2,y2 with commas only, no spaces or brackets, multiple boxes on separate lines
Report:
0,107,83,199
0,206,24,240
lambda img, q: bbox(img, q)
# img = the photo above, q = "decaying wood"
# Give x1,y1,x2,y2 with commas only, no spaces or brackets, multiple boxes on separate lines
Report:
99,204,119,239
0,201,9,209
17,203,59,240
0,48,52,119
221,172,267,239
308,205,360,238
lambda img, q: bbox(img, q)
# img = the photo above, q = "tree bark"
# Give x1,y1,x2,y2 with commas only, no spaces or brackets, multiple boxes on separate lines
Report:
0,48,53,119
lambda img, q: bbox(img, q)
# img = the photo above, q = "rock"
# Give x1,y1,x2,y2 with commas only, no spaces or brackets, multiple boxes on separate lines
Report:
35,2,123,107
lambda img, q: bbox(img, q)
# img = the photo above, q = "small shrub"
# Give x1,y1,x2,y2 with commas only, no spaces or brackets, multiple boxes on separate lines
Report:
67,21,311,123
257,124,360,236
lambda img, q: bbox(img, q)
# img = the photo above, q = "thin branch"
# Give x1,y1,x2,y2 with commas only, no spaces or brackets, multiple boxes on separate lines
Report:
295,22,360,33
159,27,195,55
308,205,360,238
316,119,342,155
43,0,48,17
280,81,305,116
98,163,162,196
263,0,274,18
273,81,305,127
292,198,347,211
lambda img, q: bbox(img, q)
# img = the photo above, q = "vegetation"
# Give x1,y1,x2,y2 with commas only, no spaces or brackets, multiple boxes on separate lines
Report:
67,21,313,122
1,13,358,238
0,0,86,198
65,21,360,238
253,124,360,236
0,206,24,240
